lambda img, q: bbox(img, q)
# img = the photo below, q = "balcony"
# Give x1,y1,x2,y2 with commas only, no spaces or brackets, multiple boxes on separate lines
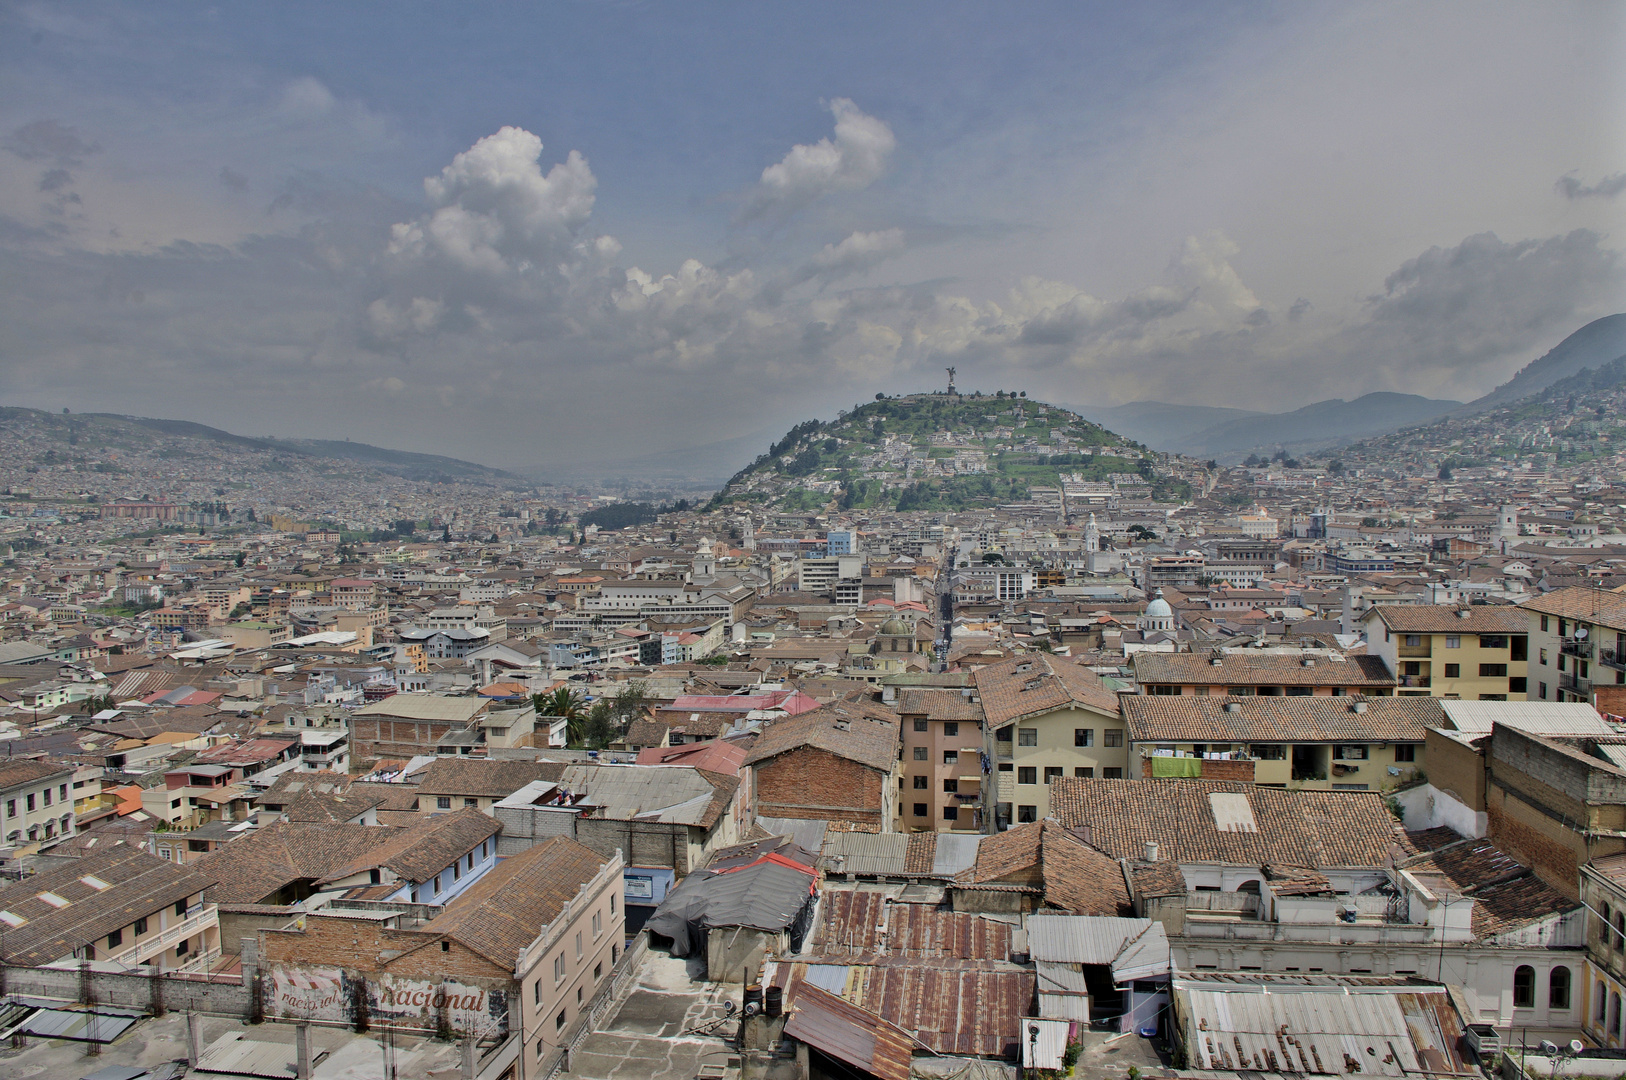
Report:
1601,648,1626,672
104,904,218,968
1397,675,1432,689
1397,644,1433,658
1561,638,1593,659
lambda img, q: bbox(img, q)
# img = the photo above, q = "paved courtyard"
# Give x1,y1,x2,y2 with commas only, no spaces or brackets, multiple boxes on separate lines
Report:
561,950,742,1080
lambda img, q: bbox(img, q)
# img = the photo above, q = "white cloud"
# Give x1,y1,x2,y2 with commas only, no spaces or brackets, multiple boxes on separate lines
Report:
809,228,904,277
280,76,337,117
743,99,895,219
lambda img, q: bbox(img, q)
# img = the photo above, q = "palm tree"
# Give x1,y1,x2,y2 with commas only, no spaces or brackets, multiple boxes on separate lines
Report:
532,686,586,746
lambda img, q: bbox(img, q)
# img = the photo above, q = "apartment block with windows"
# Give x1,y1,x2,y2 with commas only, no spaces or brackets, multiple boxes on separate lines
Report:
975,654,1125,829
1363,605,1528,699
1522,587,1626,704
896,688,987,832
0,759,77,851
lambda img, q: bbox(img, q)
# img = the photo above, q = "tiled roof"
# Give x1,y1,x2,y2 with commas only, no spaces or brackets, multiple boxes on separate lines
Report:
1399,837,1579,939
318,806,499,886
1365,605,1529,634
903,831,938,876
425,835,610,971
894,688,986,722
414,758,566,798
955,820,1130,915
813,888,1014,961
190,821,401,904
1123,695,1439,744
1520,587,1626,632
1049,777,1399,868
1132,652,1396,687
973,654,1120,728
0,758,72,790
742,699,900,773
0,846,215,966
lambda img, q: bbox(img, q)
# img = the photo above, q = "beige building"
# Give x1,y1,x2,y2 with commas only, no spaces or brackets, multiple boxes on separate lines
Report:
1363,605,1529,699
1520,587,1626,704
1123,694,1438,790
975,653,1125,827
0,759,76,851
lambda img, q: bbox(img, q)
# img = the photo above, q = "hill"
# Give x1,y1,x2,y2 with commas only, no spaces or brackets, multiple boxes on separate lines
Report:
1461,313,1626,413
1080,393,1460,462
1338,355,1626,474
0,406,520,485
707,391,1196,512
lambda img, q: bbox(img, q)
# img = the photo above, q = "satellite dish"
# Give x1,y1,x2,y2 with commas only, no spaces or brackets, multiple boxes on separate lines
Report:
1576,627,1588,640
1571,1041,1585,1055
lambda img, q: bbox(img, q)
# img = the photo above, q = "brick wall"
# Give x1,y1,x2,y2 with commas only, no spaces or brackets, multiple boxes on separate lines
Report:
260,914,509,985
754,747,884,826
348,717,460,760
1424,729,1487,809
1140,757,1255,782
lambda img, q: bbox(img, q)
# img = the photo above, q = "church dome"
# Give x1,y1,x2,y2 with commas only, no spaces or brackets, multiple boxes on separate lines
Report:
1143,589,1173,619
878,616,913,636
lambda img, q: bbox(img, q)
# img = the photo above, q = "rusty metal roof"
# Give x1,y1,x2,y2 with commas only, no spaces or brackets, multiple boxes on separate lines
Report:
814,889,1014,962
784,982,915,1080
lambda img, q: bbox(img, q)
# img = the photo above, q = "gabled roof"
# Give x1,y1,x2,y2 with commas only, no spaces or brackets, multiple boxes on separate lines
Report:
0,758,72,791
414,758,566,798
1363,605,1529,635
1520,586,1626,632
742,699,900,773
0,846,214,966
973,654,1119,727
955,820,1131,915
1049,778,1398,869
318,807,499,886
424,835,611,972
784,983,916,1080
1124,695,1438,744
190,821,401,904
1132,652,1396,688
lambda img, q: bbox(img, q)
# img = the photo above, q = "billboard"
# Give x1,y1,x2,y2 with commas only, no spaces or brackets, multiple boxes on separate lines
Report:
266,966,508,1038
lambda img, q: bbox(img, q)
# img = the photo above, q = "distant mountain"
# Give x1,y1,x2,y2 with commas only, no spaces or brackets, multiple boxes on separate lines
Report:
1462,313,1626,413
1072,401,1265,449
0,406,520,485
708,391,1188,512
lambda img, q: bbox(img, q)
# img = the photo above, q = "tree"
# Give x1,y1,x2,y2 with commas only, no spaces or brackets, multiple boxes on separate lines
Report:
1437,464,1453,481
1328,459,1345,476
533,686,587,745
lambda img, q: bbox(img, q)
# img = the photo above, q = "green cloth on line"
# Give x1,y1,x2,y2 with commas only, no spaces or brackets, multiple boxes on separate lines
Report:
1151,756,1203,778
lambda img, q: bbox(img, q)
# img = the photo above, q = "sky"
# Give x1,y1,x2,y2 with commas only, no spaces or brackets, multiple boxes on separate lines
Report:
1,1,1623,473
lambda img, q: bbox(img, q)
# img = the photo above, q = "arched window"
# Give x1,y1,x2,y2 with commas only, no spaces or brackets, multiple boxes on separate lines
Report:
1550,967,1571,1010
1598,982,1610,1024
1615,911,1625,950
1514,965,1536,1009
1607,903,1616,945
1611,992,1622,1042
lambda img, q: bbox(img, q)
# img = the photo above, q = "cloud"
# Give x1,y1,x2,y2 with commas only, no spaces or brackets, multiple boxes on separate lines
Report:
742,99,895,220
1556,172,1626,200
4,119,99,166
219,166,249,192
280,76,336,117
386,126,596,276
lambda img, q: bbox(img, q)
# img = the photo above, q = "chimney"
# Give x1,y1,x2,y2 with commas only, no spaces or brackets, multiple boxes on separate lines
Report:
1353,700,1368,714
1458,608,1472,619
1144,840,1160,862
1224,701,1242,714
1301,657,1315,667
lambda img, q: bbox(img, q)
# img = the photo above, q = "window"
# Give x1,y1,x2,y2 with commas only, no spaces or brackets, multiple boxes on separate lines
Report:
4,799,12,817
575,932,583,958
554,954,565,982
1444,663,1461,678
1509,677,1527,694
534,980,541,1005
610,895,616,914
464,797,478,808
1103,767,1123,779
1513,965,1535,1009
1615,911,1625,950
1103,729,1123,747
943,722,959,737
26,794,35,812
135,917,147,935
1074,767,1094,777
436,796,452,809
913,775,928,789
1393,745,1416,762
1445,636,1460,649
943,779,958,793
59,784,67,802
1551,966,1572,1010
1404,635,1422,647
453,861,461,880
594,962,602,980
577,987,583,1004
556,1009,566,1031
943,806,958,820
1074,729,1094,747
1017,767,1037,785
1016,805,1037,823
108,928,122,948
1018,728,1038,746
943,750,958,765
1043,766,1063,784
913,803,928,817
1540,648,1548,665
176,939,190,957
1539,682,1547,699
1336,745,1369,760
997,726,1013,743
998,762,1013,772
1541,615,1550,632
42,788,51,806
912,746,928,761
1510,637,1528,661
1250,743,1285,760
1479,664,1508,677
914,719,928,732
176,900,186,917
593,911,602,937
1479,635,1508,650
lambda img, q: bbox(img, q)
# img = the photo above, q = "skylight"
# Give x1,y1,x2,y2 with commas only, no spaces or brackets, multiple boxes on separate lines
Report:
37,892,70,908
79,875,110,891
0,910,25,927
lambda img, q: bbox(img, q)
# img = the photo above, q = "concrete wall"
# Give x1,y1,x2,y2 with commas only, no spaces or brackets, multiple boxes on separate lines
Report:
0,962,253,1018
216,907,300,956
1488,727,1626,897
1393,782,1487,838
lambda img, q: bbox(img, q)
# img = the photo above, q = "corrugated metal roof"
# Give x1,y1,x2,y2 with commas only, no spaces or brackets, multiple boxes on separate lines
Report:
814,889,1015,961
758,816,830,853
1027,915,1156,964
1021,1017,1071,1070
784,983,915,1080
1176,981,1467,1076
1440,700,1612,736
932,833,982,876
821,832,910,875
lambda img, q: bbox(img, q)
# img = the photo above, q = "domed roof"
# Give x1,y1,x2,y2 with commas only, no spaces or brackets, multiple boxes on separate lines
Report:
879,616,913,636
1144,589,1173,619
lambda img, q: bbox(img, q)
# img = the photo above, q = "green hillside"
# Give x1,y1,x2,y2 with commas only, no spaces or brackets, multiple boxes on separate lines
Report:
708,391,1194,512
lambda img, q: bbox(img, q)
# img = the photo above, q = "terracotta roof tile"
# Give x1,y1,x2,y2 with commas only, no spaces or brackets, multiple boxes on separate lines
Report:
1133,651,1396,688
973,654,1119,728
1366,605,1530,635
1123,694,1439,744
742,699,900,773
1520,587,1626,632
